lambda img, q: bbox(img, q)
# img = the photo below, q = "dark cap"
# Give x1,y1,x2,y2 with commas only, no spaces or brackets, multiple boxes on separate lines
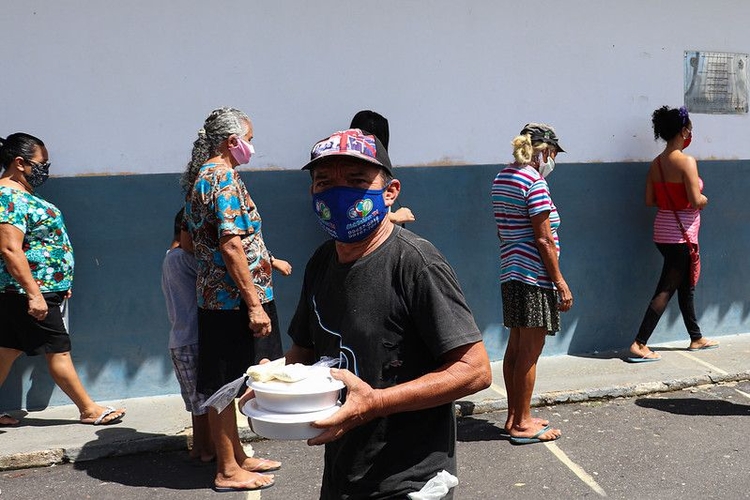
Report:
302,128,393,174
520,123,565,153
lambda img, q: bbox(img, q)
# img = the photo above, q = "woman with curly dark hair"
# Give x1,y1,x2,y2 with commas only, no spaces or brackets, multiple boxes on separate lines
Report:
628,106,718,362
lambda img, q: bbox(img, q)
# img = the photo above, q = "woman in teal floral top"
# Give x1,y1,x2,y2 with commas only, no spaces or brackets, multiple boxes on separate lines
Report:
0,133,125,427
181,108,284,492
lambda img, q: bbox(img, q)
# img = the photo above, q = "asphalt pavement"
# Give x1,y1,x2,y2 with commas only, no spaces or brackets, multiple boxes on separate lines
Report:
1,332,748,473
3,377,750,499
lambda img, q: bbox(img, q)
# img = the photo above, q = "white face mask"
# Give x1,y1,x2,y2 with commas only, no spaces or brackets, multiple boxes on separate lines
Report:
538,154,555,178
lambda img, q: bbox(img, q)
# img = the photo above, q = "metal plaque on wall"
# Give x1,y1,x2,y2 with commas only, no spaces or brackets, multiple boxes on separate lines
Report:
684,51,749,114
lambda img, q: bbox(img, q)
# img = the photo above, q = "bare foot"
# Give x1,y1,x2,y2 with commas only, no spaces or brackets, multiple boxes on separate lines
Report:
187,450,215,463
215,470,274,491
688,338,719,351
0,413,19,426
240,456,281,472
509,422,561,443
504,417,548,434
629,341,661,360
79,405,126,425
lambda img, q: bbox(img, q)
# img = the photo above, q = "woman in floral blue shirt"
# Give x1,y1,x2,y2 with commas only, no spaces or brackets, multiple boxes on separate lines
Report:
181,108,284,492
0,133,125,427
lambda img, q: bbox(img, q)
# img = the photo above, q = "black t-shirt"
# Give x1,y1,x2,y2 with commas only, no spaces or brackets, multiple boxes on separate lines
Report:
289,226,482,499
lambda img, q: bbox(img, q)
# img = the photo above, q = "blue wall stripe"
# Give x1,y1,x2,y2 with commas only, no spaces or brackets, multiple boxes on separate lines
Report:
2,161,748,409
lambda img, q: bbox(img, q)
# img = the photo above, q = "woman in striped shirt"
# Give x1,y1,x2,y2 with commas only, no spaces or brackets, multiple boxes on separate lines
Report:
491,123,573,445
629,106,718,362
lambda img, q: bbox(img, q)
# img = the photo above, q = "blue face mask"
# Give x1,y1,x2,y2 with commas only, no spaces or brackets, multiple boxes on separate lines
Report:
312,186,388,243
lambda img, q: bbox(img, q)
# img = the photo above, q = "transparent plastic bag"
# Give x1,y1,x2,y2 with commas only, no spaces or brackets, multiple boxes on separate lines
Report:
202,375,247,414
407,470,459,500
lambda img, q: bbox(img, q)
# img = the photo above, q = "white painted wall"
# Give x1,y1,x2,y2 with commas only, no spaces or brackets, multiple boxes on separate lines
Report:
2,1,749,176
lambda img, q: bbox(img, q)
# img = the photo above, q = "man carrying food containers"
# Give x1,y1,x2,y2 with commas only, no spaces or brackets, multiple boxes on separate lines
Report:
246,128,492,498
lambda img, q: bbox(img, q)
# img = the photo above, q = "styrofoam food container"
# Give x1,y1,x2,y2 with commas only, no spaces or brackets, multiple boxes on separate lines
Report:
242,398,340,440
248,369,345,413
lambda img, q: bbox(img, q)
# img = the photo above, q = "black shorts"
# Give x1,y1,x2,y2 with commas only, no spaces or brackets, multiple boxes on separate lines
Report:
196,300,280,397
0,292,71,355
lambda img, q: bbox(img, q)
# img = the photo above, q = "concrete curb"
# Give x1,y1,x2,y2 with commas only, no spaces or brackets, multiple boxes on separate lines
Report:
67,435,189,463
4,370,749,472
455,369,750,417
0,424,266,471
0,449,65,471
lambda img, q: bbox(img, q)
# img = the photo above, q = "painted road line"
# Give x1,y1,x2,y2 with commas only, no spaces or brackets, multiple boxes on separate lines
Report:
489,383,507,396
544,442,607,497
674,351,728,375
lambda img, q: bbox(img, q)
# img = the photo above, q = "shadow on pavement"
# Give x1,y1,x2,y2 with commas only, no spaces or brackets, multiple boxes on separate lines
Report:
457,416,508,443
635,397,750,416
73,447,214,490
567,350,629,361
3,415,74,427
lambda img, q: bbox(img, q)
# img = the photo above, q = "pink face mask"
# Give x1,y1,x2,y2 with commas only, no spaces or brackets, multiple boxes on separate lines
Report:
229,137,254,165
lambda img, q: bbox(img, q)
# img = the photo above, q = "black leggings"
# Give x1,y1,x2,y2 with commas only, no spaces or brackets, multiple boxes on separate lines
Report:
635,243,702,345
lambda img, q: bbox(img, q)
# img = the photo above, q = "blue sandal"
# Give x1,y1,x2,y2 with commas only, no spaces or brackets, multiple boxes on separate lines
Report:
509,425,560,445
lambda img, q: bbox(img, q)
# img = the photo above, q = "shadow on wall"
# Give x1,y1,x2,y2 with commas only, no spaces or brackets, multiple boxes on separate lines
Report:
2,161,748,410
2,170,323,410
557,160,750,355
397,162,750,359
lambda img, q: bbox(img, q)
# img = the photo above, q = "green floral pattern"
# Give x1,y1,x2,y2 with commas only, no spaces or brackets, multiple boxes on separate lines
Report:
0,186,74,293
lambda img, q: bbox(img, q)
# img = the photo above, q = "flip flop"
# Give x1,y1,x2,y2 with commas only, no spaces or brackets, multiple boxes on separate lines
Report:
213,479,275,492
687,343,719,352
509,425,560,445
626,353,661,363
80,406,125,425
245,457,281,472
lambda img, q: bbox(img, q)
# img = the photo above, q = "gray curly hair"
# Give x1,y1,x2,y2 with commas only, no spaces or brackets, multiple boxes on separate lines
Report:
180,107,251,191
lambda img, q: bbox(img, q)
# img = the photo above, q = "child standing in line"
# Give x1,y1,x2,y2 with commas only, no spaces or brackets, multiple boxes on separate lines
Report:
161,209,214,462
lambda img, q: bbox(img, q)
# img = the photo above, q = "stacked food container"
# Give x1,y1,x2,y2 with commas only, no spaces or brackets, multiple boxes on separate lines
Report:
241,361,344,440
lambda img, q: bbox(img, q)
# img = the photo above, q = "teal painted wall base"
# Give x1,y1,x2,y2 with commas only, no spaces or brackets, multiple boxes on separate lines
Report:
2,162,748,410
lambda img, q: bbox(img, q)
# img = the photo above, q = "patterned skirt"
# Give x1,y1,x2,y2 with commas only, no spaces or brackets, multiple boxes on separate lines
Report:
501,279,559,335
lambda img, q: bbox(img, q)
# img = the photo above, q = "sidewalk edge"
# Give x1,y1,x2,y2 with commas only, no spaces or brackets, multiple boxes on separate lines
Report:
0,449,65,471
0,426,265,471
3,370,749,471
455,369,750,417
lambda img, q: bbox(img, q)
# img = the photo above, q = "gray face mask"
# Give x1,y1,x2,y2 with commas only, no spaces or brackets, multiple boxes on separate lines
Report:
25,160,50,187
